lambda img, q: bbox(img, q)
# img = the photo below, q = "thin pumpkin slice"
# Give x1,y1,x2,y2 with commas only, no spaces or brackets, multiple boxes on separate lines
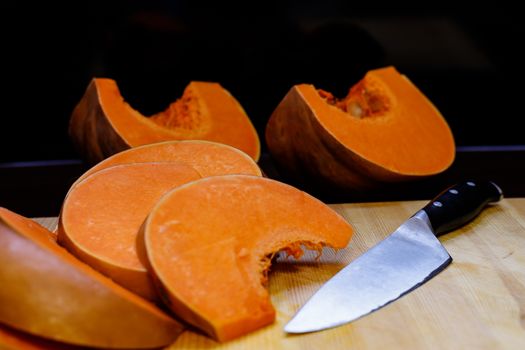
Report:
0,207,182,349
69,78,260,164
142,175,353,341
57,162,201,300
265,66,455,193
78,139,262,184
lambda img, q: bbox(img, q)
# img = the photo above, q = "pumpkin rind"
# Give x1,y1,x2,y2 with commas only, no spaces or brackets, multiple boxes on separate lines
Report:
0,208,182,348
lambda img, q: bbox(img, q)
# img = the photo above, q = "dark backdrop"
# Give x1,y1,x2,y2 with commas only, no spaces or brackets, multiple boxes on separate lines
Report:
1,1,524,163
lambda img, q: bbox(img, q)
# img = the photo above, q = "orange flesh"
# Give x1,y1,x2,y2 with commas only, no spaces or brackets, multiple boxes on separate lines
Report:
310,66,455,175
144,175,353,341
59,162,200,292
96,79,260,160
80,140,261,183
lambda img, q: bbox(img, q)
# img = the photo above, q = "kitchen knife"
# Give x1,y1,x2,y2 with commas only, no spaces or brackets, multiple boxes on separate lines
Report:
285,180,502,334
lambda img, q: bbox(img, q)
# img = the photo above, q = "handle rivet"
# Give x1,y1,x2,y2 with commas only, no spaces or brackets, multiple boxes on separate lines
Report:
467,181,476,186
433,201,443,207
449,189,459,194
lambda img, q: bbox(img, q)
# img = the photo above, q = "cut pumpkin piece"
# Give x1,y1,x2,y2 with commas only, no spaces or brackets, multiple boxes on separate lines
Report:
69,78,260,164
142,175,353,341
0,323,85,350
78,140,262,185
0,207,182,349
265,66,455,193
57,162,201,300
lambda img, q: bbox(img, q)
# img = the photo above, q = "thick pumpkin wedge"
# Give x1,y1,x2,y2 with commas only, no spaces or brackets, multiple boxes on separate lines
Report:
0,207,182,349
0,323,84,350
69,78,260,164
78,139,262,184
57,162,201,300
142,175,353,341
265,66,455,194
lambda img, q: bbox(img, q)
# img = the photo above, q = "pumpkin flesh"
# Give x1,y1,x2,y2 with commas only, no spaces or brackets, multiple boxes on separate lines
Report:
311,68,454,174
79,140,262,183
57,162,202,300
143,175,353,341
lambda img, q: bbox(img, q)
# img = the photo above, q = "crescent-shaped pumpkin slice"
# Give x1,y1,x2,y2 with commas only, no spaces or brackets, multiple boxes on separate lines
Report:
77,139,262,184
69,78,260,164
57,162,202,300
265,66,455,193
0,207,182,349
142,175,353,341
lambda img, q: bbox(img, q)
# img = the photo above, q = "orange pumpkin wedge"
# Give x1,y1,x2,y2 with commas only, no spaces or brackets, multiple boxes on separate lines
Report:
69,78,260,164
57,162,201,300
78,139,262,184
265,66,455,193
142,175,353,341
0,207,182,349
0,323,85,350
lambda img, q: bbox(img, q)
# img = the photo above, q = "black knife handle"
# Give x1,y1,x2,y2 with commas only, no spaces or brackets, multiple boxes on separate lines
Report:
422,180,503,236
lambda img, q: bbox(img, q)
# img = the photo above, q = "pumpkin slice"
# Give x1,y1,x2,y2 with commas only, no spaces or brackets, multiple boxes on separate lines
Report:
142,175,353,341
78,139,262,184
69,78,260,164
0,207,182,349
0,323,85,350
265,66,455,193
57,162,201,300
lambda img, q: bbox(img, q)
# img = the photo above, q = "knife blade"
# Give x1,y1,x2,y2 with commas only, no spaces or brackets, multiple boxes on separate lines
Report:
284,180,503,334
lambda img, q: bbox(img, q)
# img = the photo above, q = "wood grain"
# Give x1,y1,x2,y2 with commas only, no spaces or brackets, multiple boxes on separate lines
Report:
35,198,525,349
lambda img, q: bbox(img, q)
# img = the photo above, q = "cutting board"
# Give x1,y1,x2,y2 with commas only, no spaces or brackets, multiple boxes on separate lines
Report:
36,198,525,349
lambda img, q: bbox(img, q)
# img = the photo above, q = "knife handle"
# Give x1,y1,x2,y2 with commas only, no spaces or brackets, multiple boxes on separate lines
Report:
422,180,503,236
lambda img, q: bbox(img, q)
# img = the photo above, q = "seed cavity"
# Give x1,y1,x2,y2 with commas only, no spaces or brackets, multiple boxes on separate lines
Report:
318,78,390,119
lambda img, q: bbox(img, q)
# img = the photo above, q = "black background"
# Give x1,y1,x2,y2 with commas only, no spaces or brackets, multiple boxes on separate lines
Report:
1,1,524,163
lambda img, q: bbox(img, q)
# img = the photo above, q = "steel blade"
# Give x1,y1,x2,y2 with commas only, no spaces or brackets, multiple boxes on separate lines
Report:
284,211,452,333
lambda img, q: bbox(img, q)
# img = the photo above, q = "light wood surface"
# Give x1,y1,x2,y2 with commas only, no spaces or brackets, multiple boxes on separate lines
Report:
36,198,525,349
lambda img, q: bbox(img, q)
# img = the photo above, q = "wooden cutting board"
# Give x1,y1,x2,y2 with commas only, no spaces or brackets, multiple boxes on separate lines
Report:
37,198,525,349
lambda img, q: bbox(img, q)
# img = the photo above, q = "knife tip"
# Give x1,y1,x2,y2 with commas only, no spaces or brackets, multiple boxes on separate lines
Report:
283,319,306,334
284,319,326,334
